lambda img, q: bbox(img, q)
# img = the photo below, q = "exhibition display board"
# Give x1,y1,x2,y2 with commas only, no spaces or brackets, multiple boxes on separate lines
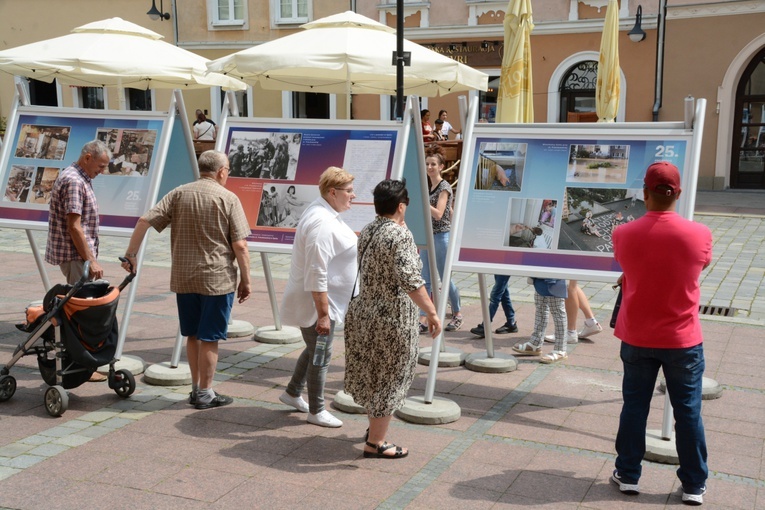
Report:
217,117,407,254
452,119,701,282
0,106,173,235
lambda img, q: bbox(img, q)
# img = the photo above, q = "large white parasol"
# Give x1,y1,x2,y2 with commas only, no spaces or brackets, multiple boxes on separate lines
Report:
206,11,487,98
0,17,245,91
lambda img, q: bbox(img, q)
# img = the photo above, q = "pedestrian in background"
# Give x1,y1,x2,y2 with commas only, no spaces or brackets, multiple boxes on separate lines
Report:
470,275,518,338
438,109,460,139
122,150,251,409
279,167,358,428
545,281,602,345
344,179,441,459
45,140,112,382
610,162,712,505
512,278,569,363
419,146,463,331
45,140,110,284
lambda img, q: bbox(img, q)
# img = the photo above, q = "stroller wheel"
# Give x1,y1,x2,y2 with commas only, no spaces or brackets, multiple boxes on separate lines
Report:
113,369,136,398
0,375,17,402
44,385,68,417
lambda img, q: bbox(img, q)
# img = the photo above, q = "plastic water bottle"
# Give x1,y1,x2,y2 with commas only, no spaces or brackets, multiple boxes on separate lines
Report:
312,335,328,365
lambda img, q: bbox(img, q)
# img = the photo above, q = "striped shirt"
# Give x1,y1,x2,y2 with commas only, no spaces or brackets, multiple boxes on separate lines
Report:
45,163,99,266
145,178,250,295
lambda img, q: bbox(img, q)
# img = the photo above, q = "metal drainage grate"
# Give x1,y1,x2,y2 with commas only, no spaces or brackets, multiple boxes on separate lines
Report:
699,305,736,317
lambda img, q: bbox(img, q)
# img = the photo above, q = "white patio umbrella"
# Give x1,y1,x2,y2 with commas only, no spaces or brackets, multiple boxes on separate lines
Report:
0,17,245,91
206,11,487,101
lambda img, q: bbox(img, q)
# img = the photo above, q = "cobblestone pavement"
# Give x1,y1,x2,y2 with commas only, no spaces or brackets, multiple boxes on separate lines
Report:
0,196,764,509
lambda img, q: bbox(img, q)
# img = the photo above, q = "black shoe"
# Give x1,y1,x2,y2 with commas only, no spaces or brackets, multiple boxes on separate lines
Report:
495,322,519,334
195,393,233,410
469,324,485,338
188,391,197,406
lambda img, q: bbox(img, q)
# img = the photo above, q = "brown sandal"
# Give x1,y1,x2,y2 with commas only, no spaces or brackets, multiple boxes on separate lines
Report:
363,441,408,459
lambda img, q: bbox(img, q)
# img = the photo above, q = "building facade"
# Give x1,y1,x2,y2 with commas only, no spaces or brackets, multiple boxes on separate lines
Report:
1,0,764,190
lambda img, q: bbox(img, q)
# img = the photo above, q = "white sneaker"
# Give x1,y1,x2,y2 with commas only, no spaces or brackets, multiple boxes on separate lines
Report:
579,321,603,338
544,331,578,344
307,410,343,428
279,391,309,413
611,470,639,495
681,486,706,505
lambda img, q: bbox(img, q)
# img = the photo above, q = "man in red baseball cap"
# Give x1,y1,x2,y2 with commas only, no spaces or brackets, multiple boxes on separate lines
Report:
610,160,713,505
643,161,682,197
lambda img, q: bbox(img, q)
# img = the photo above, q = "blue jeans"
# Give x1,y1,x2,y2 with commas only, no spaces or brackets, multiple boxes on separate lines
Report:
488,274,515,324
420,231,460,314
615,342,707,491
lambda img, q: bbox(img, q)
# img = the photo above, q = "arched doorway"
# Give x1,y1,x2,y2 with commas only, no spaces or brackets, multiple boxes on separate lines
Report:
559,60,598,123
547,51,626,123
730,47,765,189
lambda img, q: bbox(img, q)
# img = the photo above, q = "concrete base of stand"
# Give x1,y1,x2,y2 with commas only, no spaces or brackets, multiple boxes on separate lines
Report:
464,351,518,373
333,390,366,414
395,396,461,425
143,361,192,386
644,428,679,464
417,346,466,367
254,325,303,344
227,319,255,338
658,376,723,400
97,354,147,375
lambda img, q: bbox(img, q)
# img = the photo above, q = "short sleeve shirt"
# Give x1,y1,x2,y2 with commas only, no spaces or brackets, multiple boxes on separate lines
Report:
613,211,712,348
45,164,99,265
429,180,453,234
144,178,250,295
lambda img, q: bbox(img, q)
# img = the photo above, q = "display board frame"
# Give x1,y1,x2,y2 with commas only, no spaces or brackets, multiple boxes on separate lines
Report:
217,114,408,254
0,104,174,236
451,115,703,283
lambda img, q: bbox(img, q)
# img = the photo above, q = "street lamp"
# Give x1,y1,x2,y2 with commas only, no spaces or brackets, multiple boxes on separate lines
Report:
628,5,646,43
147,0,171,21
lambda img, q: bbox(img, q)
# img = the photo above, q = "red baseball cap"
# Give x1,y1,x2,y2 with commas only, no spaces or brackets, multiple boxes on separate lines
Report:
644,161,681,196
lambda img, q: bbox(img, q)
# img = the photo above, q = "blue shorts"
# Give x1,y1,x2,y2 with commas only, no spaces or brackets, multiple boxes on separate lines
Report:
176,293,234,342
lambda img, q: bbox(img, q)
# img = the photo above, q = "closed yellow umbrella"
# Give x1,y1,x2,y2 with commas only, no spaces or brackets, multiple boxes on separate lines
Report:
496,0,534,123
596,0,621,122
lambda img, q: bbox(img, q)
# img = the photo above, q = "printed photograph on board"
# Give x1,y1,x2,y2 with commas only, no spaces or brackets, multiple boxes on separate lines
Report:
557,187,645,253
29,167,60,205
3,165,36,203
503,197,556,250
256,183,316,228
474,142,527,191
96,128,157,177
567,144,630,184
14,125,71,160
228,131,302,180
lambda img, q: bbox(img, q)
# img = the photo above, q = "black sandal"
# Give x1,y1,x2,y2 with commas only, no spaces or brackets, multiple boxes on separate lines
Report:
363,441,408,459
364,428,369,442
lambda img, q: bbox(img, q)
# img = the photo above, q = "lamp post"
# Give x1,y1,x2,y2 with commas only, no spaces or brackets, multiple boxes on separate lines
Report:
395,0,405,120
652,0,667,121
147,0,171,21
628,5,646,42
629,3,666,121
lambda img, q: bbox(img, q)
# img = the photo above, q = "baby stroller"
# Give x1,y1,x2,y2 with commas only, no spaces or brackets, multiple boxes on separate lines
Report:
0,260,136,417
